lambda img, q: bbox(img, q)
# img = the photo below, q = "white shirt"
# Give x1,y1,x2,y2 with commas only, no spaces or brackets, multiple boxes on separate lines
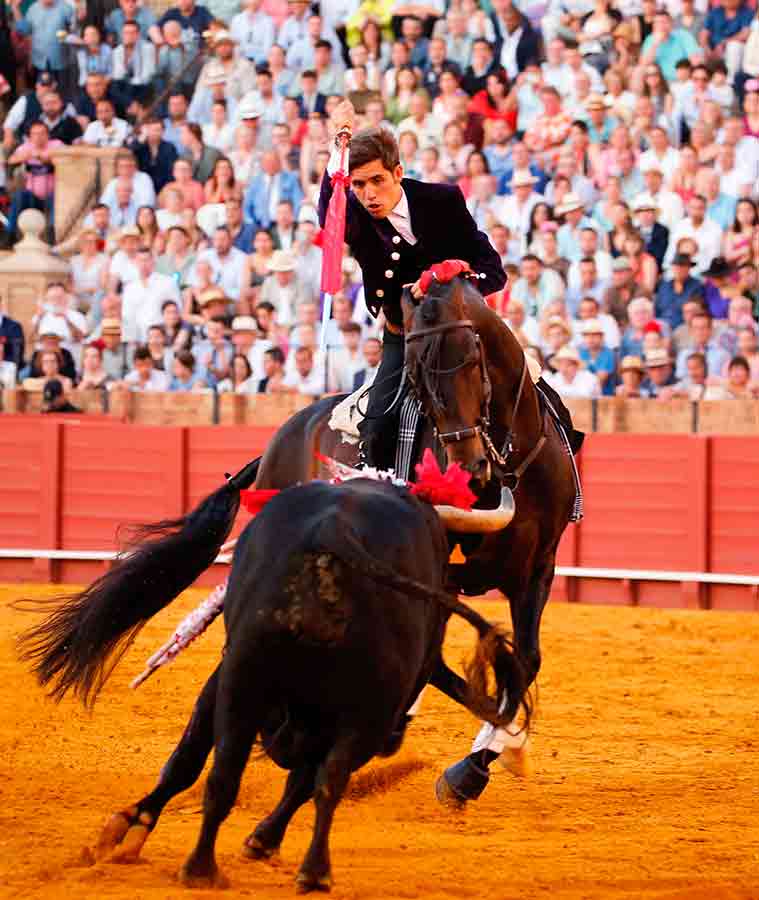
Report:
568,251,613,290
493,192,540,243
544,368,600,398
193,247,248,300
283,365,325,396
100,171,156,209
639,147,681,185
500,27,522,80
83,117,131,147
665,217,723,273
123,368,170,391
714,163,755,199
649,188,685,233
122,272,180,344
327,145,418,245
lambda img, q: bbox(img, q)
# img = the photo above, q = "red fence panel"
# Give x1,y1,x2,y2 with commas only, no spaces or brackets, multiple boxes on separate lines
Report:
577,435,707,573
708,436,759,576
0,415,56,549
60,421,187,551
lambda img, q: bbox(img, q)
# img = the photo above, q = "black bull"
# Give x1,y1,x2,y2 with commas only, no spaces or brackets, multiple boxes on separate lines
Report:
20,477,528,892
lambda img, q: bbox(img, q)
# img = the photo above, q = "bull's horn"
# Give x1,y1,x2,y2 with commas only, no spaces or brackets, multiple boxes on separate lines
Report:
434,487,515,533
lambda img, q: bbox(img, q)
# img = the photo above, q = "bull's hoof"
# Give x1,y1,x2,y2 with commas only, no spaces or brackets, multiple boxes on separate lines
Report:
179,860,230,890
435,757,490,805
296,869,332,893
242,834,280,861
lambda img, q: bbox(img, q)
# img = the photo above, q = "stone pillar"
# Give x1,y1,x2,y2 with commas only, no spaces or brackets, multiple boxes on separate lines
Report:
49,146,122,244
0,209,71,347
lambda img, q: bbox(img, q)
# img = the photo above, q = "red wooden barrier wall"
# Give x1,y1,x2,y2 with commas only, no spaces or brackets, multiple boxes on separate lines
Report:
1,415,758,608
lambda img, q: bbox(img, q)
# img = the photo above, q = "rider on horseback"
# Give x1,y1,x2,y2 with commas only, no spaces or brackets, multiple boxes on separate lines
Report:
318,100,506,470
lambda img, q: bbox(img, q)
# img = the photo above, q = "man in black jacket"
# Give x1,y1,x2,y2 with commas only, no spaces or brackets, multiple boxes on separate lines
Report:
131,117,179,194
318,99,506,469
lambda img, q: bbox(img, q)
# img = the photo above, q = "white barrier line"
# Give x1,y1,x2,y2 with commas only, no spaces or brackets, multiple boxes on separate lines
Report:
0,549,757,586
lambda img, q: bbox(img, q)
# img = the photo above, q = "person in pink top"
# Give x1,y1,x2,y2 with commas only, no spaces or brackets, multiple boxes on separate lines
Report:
159,158,206,212
4,120,63,244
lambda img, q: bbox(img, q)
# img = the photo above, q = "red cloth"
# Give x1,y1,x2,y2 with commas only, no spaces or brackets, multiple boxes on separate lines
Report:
418,259,473,295
240,489,280,515
320,169,350,295
410,449,476,510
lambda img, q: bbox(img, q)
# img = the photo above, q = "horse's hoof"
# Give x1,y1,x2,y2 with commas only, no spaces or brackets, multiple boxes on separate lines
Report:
110,824,151,863
242,835,280,861
435,773,466,808
179,861,230,890
296,870,332,893
499,745,532,779
436,757,490,804
94,809,138,859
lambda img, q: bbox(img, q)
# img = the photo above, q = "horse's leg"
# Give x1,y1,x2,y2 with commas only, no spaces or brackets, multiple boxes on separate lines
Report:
296,734,357,893
179,667,262,890
94,666,219,863
243,763,318,860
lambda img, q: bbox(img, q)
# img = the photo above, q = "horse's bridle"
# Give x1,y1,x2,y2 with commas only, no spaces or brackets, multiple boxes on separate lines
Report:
406,317,544,487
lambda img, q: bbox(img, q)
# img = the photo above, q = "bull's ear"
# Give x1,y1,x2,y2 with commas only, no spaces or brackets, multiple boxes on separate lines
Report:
400,285,418,329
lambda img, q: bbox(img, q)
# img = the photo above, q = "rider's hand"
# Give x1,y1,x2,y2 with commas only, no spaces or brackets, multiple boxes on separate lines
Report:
410,279,423,299
330,99,355,141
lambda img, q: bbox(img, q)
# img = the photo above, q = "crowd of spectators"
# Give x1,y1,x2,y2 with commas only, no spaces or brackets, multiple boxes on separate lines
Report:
1,0,759,407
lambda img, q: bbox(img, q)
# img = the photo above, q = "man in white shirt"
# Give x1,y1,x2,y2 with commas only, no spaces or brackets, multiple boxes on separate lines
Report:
638,126,681,184
230,315,272,381
567,227,613,289
122,248,181,345
713,142,754,199
665,194,723,274
641,163,684,232
121,345,170,391
544,344,600,397
82,98,131,147
282,345,325,396
494,170,541,246
541,38,572,97
396,91,445,149
193,227,248,302
510,254,565,318
230,0,275,65
100,150,156,209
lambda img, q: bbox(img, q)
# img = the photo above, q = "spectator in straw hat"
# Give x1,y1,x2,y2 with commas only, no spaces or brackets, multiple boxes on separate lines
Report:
632,193,669,271
542,313,573,371
578,317,616,395
99,318,131,380
544,345,600,398
615,355,645,398
555,192,595,260
640,347,677,399
585,93,617,146
494,171,542,244
230,314,272,381
259,249,311,326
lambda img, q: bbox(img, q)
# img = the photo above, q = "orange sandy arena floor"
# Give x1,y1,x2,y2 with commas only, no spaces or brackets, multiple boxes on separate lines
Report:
1,583,758,900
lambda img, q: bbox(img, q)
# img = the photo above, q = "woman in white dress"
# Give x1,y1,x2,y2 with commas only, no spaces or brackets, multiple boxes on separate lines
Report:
71,228,109,323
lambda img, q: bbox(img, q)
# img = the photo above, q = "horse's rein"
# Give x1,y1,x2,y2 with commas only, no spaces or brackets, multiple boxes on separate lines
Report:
406,318,546,487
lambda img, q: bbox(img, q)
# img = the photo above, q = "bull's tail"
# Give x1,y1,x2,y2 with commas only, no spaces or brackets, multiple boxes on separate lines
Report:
17,458,261,707
318,524,530,732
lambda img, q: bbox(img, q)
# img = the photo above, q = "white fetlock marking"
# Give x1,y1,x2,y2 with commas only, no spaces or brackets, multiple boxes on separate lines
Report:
407,688,425,717
471,716,527,755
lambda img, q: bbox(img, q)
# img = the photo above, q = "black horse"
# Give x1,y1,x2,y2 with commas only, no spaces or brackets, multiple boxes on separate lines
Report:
20,477,528,891
253,274,578,798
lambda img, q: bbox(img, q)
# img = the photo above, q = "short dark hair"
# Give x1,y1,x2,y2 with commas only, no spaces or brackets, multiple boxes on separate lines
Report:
522,254,541,265
340,322,362,334
687,351,707,372
265,346,285,364
348,127,400,173
133,345,152,362
315,39,332,51
729,355,750,374
175,350,195,370
256,301,275,314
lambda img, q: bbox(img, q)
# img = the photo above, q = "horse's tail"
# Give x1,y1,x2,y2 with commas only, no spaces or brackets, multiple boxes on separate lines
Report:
17,457,261,707
318,522,530,732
